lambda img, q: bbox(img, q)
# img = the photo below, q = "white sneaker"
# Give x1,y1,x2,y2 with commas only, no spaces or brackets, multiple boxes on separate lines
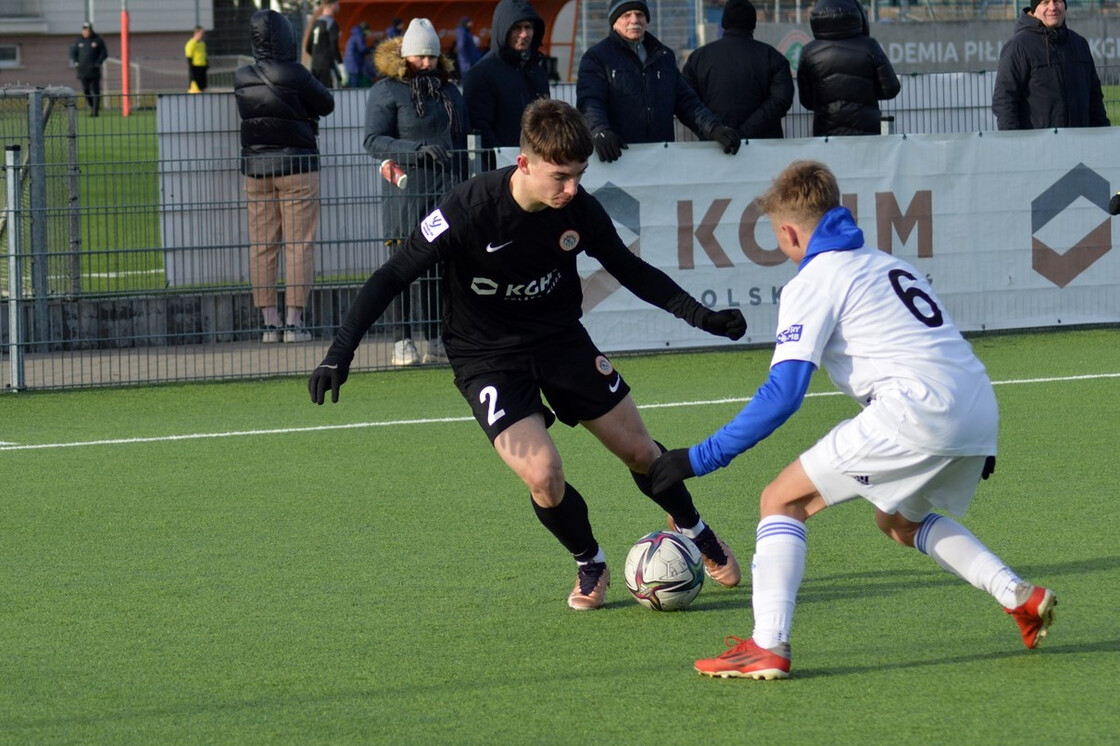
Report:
391,338,419,366
261,325,280,344
422,337,448,364
283,325,312,343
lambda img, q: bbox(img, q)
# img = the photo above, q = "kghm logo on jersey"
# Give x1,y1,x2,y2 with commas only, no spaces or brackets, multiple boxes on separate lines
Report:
776,324,803,344
470,269,561,299
559,230,580,251
594,355,614,376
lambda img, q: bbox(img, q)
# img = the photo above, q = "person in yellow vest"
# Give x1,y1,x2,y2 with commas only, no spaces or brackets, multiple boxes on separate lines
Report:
185,26,209,92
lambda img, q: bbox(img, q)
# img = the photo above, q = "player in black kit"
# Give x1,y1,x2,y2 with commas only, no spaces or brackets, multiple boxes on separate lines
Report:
309,99,747,609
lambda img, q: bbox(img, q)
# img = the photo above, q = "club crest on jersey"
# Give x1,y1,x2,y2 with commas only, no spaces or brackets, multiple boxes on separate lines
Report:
776,324,803,344
559,230,580,251
421,209,449,242
594,355,614,376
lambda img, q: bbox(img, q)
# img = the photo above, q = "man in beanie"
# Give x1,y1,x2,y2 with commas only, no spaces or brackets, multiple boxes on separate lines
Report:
463,0,551,163
992,0,1107,129
576,0,741,162
682,0,793,139
69,22,109,117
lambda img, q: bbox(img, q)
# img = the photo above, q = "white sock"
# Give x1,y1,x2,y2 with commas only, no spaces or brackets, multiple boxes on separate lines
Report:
261,307,280,328
751,516,807,649
675,518,707,540
285,307,303,327
577,548,606,566
915,514,1027,608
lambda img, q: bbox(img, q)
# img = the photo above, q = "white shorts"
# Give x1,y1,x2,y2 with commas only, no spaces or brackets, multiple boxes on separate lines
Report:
800,412,988,523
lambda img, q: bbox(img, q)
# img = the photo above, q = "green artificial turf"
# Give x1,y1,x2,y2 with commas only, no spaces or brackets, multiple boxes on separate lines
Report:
1,328,1118,743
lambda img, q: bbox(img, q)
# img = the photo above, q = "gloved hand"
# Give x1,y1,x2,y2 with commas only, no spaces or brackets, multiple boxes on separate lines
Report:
700,308,747,340
308,359,351,404
711,126,741,155
982,455,996,480
417,143,450,164
593,130,627,163
649,448,696,495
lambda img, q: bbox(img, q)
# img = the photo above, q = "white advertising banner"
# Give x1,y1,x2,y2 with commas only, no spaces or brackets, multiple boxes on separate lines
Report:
498,128,1120,353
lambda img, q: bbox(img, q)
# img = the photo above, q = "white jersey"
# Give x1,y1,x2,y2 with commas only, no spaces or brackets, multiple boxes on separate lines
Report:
771,246,997,456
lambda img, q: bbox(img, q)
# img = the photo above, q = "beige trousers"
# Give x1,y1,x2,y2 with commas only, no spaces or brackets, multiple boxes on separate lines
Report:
245,171,319,310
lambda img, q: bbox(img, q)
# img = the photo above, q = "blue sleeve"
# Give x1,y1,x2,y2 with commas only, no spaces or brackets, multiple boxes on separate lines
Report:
688,359,816,476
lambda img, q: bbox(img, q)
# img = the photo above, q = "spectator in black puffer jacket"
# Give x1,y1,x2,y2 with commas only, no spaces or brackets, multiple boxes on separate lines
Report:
463,0,551,157
576,0,741,162
992,0,1108,130
235,9,335,344
797,0,899,137
682,0,793,140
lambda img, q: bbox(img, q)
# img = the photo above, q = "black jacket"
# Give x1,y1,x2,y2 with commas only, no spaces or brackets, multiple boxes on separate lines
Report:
70,32,109,80
305,15,342,83
577,30,722,144
992,10,1109,130
462,0,550,149
797,0,900,136
235,10,335,177
682,29,794,139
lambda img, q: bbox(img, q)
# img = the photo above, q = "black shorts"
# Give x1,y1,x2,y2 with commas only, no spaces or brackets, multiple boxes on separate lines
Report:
451,327,632,443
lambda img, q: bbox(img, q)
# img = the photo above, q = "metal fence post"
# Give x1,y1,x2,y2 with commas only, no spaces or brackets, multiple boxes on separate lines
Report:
467,130,482,179
27,89,49,351
5,145,26,392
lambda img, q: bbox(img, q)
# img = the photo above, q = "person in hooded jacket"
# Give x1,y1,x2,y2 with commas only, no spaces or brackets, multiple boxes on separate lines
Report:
463,0,551,162
365,18,469,365
235,10,335,344
797,0,899,137
682,0,793,140
992,0,1108,130
343,22,373,88
576,0,741,162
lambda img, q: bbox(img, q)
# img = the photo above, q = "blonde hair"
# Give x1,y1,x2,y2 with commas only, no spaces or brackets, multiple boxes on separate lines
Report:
756,160,840,228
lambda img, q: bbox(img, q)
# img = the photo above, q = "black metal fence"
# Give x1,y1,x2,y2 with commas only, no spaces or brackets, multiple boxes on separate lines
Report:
2,72,1118,390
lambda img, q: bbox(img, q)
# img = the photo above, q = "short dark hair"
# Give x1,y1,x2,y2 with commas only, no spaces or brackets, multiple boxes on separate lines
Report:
520,99,594,164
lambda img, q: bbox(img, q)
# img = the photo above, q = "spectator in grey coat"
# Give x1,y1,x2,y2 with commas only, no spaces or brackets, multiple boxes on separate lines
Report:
992,0,1108,130
576,0,740,162
797,0,900,136
682,0,793,139
69,22,109,117
365,18,469,365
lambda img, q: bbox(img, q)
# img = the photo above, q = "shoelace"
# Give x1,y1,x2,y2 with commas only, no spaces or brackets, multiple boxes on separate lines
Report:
694,527,728,565
577,562,606,594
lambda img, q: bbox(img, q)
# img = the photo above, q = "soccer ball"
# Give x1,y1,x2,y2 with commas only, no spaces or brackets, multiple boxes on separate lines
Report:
623,531,704,611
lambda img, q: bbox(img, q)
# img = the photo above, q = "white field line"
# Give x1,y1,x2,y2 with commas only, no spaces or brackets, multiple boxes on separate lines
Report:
1,372,1118,453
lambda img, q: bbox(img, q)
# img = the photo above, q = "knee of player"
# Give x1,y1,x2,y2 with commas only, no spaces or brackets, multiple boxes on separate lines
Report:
874,509,919,548
522,464,566,504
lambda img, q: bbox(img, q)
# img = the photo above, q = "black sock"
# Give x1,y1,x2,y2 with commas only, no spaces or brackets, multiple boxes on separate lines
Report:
631,441,700,530
531,483,599,562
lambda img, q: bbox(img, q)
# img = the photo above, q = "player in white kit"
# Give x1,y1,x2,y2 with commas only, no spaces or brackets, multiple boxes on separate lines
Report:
648,160,1056,679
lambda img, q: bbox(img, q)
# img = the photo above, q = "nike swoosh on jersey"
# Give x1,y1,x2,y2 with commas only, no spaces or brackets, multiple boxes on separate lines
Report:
485,240,513,253
608,375,621,393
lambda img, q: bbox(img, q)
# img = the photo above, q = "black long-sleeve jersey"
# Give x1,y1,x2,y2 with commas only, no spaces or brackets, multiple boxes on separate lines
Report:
327,166,709,363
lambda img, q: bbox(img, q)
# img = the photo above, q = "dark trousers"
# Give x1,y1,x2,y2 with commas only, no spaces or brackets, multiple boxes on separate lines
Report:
79,76,101,116
188,65,208,91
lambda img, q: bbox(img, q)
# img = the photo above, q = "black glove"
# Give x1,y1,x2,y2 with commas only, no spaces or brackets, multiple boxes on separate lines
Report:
711,126,741,155
593,130,627,163
700,308,747,340
981,455,996,480
648,448,696,496
308,359,351,405
417,143,450,164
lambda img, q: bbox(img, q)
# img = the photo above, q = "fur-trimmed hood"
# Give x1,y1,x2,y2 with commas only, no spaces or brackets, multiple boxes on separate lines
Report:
374,36,455,81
